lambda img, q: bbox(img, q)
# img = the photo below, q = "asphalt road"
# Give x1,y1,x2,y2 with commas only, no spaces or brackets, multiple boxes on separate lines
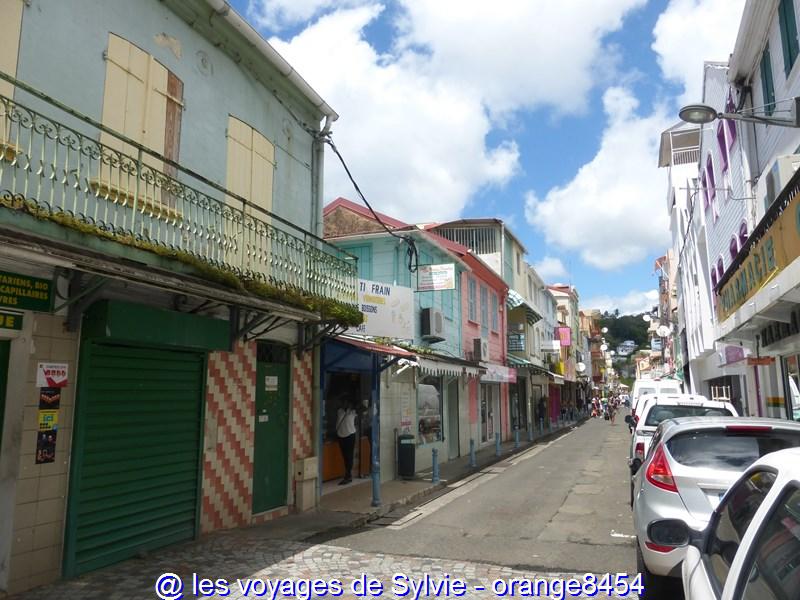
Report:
327,414,638,575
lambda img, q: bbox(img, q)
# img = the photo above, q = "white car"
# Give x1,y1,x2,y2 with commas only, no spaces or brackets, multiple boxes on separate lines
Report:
630,378,684,428
632,418,800,598
627,394,737,478
645,447,800,599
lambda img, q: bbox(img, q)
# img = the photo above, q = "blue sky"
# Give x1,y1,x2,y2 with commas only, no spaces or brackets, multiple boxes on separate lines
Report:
233,0,745,313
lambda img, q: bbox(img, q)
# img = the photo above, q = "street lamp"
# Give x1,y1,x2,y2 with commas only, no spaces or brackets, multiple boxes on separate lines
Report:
678,97,800,128
601,327,608,334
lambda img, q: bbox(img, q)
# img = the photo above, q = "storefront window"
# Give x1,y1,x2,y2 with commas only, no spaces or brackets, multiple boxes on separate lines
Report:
784,355,800,421
417,375,443,444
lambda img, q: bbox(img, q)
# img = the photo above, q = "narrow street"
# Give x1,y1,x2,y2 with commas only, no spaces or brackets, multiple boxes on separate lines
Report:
10,417,639,600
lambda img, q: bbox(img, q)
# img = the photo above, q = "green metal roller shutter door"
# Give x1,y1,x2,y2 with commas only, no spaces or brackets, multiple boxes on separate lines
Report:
65,343,205,576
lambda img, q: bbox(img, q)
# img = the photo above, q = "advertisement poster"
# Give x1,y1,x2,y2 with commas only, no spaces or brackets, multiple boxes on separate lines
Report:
557,326,572,347
349,279,414,340
417,263,456,292
38,387,61,410
36,431,57,464
38,410,58,431
36,362,69,388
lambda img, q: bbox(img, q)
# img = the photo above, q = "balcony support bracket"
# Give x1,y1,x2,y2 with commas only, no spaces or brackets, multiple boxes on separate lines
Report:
61,272,109,332
296,321,347,356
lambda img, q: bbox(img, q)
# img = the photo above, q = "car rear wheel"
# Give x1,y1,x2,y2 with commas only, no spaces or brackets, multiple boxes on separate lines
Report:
636,544,670,599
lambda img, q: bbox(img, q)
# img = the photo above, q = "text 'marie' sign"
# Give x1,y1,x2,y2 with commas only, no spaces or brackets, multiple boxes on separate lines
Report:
417,263,456,292
0,270,53,312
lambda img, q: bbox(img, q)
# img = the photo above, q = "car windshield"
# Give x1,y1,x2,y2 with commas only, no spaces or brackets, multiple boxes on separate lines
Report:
643,405,733,426
667,430,800,470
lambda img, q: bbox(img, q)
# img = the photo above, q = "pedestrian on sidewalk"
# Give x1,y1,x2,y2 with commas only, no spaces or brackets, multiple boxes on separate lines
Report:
336,398,358,485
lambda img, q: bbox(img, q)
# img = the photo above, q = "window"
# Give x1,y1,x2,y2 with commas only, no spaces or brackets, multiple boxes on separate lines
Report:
725,92,737,147
226,116,275,212
717,257,724,281
783,354,800,421
345,245,372,280
761,44,777,116
739,221,749,246
701,171,710,210
419,251,433,309
491,292,499,331
741,486,800,600
729,236,738,261
706,471,777,592
779,0,800,76
516,251,521,275
417,375,443,444
711,269,718,290
442,288,453,319
717,123,729,172
468,277,477,322
667,430,800,470
480,285,489,338
706,155,717,201
643,404,733,427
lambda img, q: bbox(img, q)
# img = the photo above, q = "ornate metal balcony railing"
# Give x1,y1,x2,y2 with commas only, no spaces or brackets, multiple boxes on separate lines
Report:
0,74,357,306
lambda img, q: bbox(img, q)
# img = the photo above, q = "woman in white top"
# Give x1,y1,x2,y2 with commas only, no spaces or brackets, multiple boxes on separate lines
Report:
336,400,358,485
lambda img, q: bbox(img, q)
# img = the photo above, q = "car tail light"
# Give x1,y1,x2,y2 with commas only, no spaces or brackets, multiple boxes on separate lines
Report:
644,541,677,553
634,415,639,425
646,445,677,493
635,442,645,459
725,425,772,433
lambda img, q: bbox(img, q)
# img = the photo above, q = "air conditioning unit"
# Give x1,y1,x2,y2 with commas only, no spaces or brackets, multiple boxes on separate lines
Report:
473,337,490,361
758,154,800,217
421,307,445,342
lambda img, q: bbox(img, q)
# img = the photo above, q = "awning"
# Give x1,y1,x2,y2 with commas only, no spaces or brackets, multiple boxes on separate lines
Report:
506,289,542,325
480,362,517,383
549,372,565,385
336,336,416,357
507,354,549,375
417,354,484,378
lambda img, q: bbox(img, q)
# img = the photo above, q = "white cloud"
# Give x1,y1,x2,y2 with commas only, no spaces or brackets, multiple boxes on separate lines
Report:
652,0,745,104
395,0,647,117
525,87,672,270
247,0,371,31
533,256,568,282
583,289,659,315
259,1,646,222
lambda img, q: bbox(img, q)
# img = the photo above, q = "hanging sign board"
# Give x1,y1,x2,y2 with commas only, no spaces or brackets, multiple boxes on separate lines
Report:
417,263,456,292
349,279,414,340
0,270,53,312
36,362,69,388
557,326,572,347
747,357,775,366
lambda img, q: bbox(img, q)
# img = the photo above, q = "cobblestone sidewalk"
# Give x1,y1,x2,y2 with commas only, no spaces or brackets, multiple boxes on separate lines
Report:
10,527,637,600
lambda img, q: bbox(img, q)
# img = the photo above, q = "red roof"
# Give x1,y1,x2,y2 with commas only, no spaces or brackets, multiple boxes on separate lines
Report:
323,197,410,230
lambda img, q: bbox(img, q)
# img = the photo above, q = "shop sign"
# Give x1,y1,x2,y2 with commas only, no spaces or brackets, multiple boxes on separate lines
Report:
349,279,414,340
480,363,517,383
0,310,22,330
0,270,53,312
724,345,746,365
747,357,775,366
716,184,800,321
36,362,69,388
417,263,456,292
557,326,571,347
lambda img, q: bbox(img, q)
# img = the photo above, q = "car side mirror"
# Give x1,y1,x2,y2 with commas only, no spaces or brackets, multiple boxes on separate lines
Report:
647,519,703,549
624,415,633,425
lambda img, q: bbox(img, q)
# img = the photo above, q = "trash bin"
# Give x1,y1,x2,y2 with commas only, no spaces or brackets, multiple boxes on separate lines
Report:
397,434,416,479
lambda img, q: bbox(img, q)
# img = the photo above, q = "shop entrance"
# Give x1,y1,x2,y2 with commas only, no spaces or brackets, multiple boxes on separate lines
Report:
253,342,290,513
447,378,459,460
0,340,9,450
322,371,371,481
509,377,528,431
480,383,499,443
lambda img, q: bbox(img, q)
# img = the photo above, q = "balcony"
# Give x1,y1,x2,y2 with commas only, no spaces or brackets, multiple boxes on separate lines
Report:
0,76,358,320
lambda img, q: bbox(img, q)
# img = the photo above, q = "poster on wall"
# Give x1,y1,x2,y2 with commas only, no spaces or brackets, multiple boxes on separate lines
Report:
36,362,69,388
349,279,414,340
35,431,57,464
38,387,61,410
557,327,571,347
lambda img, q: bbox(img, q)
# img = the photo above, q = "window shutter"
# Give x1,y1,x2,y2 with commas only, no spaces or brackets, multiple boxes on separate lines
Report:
0,0,24,102
226,116,275,214
779,0,800,75
761,45,776,116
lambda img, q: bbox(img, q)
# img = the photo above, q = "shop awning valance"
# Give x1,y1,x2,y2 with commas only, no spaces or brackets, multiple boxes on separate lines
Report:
336,336,415,357
417,355,484,378
480,362,517,383
506,289,542,325
507,354,549,375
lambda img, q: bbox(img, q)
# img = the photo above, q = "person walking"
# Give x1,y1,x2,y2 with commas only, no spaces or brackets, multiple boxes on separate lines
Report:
336,399,358,485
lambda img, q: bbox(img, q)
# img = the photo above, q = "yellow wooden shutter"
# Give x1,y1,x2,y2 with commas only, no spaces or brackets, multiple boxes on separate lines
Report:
225,116,274,212
0,0,24,151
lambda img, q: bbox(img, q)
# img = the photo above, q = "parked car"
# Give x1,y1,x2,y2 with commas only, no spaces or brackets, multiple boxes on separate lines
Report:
644,446,800,600
632,419,800,599
626,394,736,476
630,378,684,430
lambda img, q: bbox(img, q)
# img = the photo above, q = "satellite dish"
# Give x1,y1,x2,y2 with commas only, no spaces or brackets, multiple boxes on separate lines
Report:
656,325,671,337
577,362,586,373
643,314,652,322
